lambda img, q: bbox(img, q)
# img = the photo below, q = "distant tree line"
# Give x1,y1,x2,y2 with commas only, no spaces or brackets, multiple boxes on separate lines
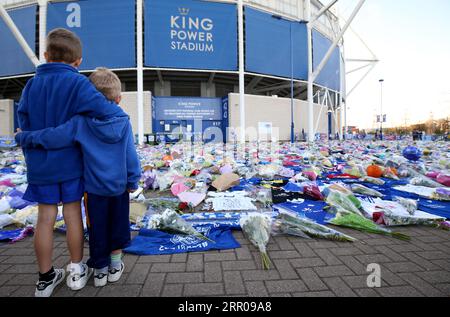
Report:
367,117,449,136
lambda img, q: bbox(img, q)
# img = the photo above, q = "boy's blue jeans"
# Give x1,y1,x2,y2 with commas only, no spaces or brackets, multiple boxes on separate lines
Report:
84,191,131,269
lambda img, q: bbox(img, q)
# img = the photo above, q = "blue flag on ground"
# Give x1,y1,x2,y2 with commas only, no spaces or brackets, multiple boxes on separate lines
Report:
123,225,240,256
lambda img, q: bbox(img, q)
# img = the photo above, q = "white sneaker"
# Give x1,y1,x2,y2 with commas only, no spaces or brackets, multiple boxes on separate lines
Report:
66,263,92,291
35,268,65,297
107,262,125,283
94,268,108,287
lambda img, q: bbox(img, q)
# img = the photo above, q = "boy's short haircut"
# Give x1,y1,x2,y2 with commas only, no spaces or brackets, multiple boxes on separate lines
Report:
89,68,122,102
46,28,82,63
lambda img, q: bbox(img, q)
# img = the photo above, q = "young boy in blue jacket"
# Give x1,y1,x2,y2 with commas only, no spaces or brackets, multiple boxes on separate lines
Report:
16,67,141,288
17,28,126,297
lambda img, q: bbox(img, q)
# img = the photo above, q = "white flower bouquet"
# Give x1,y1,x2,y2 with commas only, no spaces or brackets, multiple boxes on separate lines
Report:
148,209,214,243
393,197,418,215
351,184,384,198
273,209,356,242
360,176,386,186
240,213,272,270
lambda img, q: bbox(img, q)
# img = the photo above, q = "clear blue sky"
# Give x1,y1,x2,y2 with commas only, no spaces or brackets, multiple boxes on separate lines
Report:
338,0,450,129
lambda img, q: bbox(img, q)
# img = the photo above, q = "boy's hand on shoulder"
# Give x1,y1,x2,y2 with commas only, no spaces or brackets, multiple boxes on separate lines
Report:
14,128,24,145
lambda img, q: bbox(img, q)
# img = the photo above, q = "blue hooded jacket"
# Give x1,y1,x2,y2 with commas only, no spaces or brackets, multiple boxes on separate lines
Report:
17,63,125,185
16,115,141,197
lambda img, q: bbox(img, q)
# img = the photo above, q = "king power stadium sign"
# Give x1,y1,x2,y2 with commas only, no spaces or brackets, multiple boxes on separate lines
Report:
170,7,214,53
148,0,237,70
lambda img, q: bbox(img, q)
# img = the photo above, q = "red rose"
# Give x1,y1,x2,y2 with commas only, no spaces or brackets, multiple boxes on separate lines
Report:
191,170,201,176
178,202,189,210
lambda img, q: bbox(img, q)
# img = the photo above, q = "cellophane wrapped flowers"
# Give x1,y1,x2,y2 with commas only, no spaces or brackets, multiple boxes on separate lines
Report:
351,184,384,198
240,213,272,270
273,209,356,242
148,209,214,243
329,212,410,241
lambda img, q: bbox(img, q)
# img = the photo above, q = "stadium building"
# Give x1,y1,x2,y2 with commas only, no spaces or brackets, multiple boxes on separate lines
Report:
0,0,362,143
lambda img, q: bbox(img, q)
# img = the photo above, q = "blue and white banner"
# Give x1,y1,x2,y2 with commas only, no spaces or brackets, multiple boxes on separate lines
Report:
47,0,136,70
124,225,240,255
145,0,238,70
245,7,308,80
0,5,36,77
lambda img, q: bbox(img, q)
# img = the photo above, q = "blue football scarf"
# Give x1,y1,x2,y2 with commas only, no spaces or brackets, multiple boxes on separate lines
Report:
0,137,17,148
0,227,33,243
181,212,244,230
273,200,335,225
124,224,241,256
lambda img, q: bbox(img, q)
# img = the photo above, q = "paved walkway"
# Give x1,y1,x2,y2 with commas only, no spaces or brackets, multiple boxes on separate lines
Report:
1,226,449,297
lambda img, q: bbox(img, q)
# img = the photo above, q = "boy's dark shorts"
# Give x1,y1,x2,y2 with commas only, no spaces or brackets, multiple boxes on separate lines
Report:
23,178,84,204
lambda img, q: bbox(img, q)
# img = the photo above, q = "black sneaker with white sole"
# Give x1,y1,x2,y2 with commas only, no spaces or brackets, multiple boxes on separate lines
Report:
107,262,125,283
35,268,65,297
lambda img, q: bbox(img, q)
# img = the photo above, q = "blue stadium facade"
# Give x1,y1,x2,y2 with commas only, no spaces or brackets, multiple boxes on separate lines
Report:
0,0,344,141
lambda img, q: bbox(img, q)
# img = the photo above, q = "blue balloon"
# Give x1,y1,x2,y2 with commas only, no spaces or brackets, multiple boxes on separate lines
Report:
403,146,422,161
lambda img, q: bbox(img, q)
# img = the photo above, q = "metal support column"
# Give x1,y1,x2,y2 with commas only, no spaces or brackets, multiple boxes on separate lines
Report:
136,0,144,144
290,23,295,143
307,0,366,142
238,0,245,143
306,0,314,142
38,0,48,63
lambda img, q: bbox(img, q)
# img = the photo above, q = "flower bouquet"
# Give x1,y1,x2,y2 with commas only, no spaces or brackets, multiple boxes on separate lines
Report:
329,212,410,241
438,221,450,231
273,210,356,242
431,188,450,202
363,198,446,228
142,168,158,190
325,188,364,216
410,176,443,188
240,213,272,270
146,198,180,213
148,209,214,243
271,219,311,239
351,184,384,198
258,164,280,179
360,176,386,186
321,158,333,169
393,197,417,215
343,166,366,178
302,183,325,201
154,160,166,169
383,167,400,180
374,211,445,228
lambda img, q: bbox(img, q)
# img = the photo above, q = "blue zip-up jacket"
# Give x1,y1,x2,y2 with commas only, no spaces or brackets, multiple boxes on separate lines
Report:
16,115,141,197
17,63,125,185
